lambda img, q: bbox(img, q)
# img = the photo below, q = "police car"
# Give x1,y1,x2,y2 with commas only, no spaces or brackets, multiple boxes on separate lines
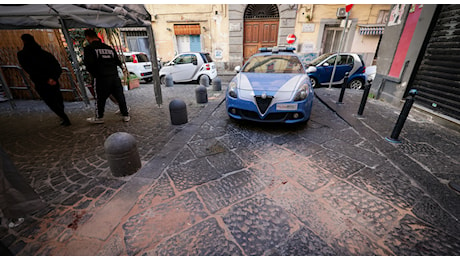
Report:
226,46,314,124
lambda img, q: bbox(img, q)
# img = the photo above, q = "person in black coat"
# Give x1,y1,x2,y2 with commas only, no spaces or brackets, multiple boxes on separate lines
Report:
83,29,130,123
17,34,71,126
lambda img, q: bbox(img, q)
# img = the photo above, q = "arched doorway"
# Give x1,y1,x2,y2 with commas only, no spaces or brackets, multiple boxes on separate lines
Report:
243,4,279,62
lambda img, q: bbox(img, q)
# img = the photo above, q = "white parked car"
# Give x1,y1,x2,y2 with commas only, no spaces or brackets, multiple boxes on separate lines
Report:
123,52,153,83
159,52,217,84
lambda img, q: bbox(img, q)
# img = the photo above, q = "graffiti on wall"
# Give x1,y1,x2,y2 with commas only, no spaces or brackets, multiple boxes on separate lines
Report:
388,4,406,26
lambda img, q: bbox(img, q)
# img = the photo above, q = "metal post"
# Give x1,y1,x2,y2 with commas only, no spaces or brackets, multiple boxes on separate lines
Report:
58,18,90,105
328,10,350,88
337,72,349,104
146,25,163,107
385,89,418,143
357,79,372,116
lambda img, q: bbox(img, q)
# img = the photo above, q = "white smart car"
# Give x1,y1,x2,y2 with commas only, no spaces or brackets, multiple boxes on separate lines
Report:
123,52,153,83
159,52,217,84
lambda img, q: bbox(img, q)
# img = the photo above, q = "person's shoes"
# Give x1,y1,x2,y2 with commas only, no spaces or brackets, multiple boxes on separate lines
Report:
115,106,131,115
123,116,131,122
60,120,71,126
86,117,104,124
8,218,24,228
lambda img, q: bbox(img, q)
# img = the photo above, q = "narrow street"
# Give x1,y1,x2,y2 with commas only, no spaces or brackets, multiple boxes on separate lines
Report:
1,78,459,255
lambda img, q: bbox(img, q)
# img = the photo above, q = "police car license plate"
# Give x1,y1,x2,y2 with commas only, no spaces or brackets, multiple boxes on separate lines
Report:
144,65,151,69
276,104,297,111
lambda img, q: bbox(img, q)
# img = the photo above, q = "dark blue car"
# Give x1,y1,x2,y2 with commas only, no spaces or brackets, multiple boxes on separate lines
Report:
306,52,367,89
226,46,314,124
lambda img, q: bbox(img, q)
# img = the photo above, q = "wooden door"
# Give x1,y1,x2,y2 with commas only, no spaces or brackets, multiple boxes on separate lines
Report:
243,19,279,63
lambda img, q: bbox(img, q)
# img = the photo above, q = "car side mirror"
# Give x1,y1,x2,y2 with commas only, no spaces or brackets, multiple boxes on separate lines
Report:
193,60,197,65
306,66,317,73
234,66,241,73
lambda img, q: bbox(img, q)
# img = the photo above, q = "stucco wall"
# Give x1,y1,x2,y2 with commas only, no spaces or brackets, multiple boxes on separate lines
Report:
146,4,229,69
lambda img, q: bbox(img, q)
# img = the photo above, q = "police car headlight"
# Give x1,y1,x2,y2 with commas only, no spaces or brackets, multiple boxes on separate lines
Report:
294,84,309,101
228,81,238,98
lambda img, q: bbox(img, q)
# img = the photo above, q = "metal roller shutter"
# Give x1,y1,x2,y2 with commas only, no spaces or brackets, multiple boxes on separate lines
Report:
411,4,460,121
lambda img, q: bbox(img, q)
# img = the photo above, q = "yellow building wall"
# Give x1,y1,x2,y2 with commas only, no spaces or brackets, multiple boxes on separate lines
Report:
295,4,391,56
145,4,229,66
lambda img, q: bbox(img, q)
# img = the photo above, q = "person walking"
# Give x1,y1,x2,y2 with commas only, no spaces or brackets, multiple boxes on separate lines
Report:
83,29,130,123
17,34,71,126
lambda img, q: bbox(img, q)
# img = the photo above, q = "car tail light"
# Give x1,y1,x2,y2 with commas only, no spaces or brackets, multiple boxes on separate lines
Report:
205,64,210,70
132,54,138,63
361,66,366,73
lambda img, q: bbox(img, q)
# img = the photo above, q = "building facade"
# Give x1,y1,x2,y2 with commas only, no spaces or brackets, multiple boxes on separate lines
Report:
371,4,460,126
143,4,391,72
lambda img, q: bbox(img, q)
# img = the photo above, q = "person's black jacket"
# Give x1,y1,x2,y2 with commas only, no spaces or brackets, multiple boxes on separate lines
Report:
84,40,121,78
17,44,62,85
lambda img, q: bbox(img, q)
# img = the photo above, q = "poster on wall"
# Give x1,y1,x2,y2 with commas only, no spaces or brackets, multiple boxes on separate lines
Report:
388,4,406,26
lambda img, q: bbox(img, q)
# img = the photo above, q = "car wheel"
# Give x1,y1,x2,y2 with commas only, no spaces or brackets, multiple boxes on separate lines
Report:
348,79,364,90
310,77,318,88
160,75,166,85
144,78,153,83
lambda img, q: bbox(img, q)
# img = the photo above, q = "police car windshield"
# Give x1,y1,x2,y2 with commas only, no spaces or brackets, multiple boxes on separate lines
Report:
242,55,303,74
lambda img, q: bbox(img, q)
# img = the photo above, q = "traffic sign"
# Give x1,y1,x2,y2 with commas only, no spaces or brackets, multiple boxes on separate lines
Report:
286,34,296,44
346,4,354,13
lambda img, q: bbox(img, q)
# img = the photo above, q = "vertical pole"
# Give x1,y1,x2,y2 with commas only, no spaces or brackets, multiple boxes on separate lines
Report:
328,10,350,88
146,25,163,107
357,79,372,116
337,72,349,104
385,89,418,143
58,18,90,105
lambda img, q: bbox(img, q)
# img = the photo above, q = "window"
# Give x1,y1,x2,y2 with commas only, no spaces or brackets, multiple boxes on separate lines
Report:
174,54,196,65
322,25,343,54
242,55,303,74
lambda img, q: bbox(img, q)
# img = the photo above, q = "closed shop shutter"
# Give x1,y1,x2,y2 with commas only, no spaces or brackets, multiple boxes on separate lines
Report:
411,5,460,121
174,24,201,35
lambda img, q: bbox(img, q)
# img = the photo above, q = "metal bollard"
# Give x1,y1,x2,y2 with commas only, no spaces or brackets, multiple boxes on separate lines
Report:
212,77,222,91
357,78,373,116
385,89,418,143
169,99,188,125
165,74,173,87
104,132,141,177
199,75,210,87
195,85,208,104
337,72,349,104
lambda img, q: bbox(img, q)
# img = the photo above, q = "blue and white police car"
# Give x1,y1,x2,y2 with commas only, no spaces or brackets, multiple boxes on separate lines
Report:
226,46,313,123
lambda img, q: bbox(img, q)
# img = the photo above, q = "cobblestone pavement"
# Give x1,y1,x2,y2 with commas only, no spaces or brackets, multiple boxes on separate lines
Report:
1,79,459,256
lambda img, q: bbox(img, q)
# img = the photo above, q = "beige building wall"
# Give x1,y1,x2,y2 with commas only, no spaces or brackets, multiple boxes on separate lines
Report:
145,4,229,71
294,4,391,65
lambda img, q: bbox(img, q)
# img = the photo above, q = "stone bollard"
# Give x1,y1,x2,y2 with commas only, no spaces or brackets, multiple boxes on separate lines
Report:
104,132,141,177
212,77,222,91
165,74,173,87
169,99,188,125
195,85,208,104
199,75,210,87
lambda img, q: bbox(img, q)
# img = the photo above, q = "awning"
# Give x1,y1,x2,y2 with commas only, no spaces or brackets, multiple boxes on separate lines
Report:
358,24,385,35
174,24,201,35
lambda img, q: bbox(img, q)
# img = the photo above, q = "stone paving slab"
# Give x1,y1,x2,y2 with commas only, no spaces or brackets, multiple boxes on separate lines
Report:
122,192,209,256
145,218,243,256
384,214,460,255
196,170,265,213
222,195,298,256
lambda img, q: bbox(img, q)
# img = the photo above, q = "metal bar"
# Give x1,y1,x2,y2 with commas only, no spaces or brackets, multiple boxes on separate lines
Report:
58,17,90,105
146,24,163,107
328,11,350,88
0,67,16,109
